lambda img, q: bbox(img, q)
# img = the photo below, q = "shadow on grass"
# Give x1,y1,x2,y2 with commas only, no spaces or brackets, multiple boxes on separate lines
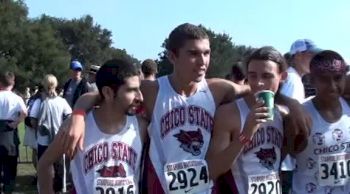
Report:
12,163,37,194
14,175,37,194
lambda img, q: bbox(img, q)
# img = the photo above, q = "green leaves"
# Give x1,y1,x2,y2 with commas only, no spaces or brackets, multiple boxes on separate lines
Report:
0,0,137,93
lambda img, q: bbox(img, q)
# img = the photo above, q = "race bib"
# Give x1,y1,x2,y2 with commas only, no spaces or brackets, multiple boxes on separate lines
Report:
94,176,136,194
318,153,350,186
248,172,281,194
164,159,210,194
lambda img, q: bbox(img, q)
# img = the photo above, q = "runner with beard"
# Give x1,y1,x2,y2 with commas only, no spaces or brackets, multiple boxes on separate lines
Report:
37,59,147,194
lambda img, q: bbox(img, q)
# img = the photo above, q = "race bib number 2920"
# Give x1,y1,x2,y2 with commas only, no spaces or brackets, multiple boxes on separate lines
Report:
164,159,210,194
248,173,281,194
94,176,135,194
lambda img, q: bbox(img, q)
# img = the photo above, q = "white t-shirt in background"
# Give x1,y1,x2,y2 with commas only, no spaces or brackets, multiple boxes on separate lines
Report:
31,96,72,146
280,66,305,171
280,67,305,103
0,90,26,120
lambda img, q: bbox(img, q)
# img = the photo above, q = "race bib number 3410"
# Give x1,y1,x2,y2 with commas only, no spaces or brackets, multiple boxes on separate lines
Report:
318,153,350,186
164,159,210,194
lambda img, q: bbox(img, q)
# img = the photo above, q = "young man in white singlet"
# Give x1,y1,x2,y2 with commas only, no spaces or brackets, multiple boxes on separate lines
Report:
206,46,288,194
37,59,147,194
62,24,311,194
291,50,350,194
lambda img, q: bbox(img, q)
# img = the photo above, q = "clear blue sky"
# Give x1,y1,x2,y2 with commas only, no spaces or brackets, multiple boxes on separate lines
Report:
25,0,350,61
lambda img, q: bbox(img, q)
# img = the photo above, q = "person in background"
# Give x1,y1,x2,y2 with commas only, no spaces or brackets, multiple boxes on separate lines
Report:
141,59,158,81
86,65,100,92
23,86,43,185
0,71,27,194
23,87,31,104
283,52,292,67
30,74,72,193
279,39,321,194
63,60,89,108
281,39,321,101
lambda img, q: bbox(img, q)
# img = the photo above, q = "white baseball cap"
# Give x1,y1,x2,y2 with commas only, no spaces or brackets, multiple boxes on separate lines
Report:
290,39,321,55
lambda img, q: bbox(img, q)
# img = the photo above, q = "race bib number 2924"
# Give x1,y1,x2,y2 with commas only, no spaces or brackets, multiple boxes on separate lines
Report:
164,159,210,194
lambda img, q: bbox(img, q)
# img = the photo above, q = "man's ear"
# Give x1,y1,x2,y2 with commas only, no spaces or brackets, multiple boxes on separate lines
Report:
167,50,177,65
101,86,114,101
281,71,288,81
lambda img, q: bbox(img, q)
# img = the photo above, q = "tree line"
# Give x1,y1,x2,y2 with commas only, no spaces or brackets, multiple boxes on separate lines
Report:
0,0,254,93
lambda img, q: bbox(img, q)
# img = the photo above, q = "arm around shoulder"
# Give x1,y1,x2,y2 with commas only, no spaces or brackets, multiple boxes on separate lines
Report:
74,91,100,112
207,78,250,105
61,93,99,158
284,116,309,156
276,94,311,136
275,96,310,155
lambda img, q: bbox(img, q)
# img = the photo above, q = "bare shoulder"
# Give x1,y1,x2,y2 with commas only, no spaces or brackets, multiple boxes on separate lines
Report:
141,79,158,92
207,78,249,106
141,80,159,97
214,101,241,134
207,78,230,89
206,78,232,106
136,115,149,144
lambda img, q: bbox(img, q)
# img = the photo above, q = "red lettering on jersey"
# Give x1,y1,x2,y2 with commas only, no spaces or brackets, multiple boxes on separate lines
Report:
243,126,283,154
111,141,138,171
266,126,283,148
160,106,186,138
160,106,213,139
243,127,266,153
84,142,109,173
188,105,213,133
84,142,138,174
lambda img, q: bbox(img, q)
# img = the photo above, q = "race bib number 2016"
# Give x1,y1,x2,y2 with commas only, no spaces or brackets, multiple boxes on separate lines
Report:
248,173,281,194
94,176,135,194
318,153,350,186
164,159,210,194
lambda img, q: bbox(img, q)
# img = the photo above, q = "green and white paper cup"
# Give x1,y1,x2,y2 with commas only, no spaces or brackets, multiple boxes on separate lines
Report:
255,90,275,120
